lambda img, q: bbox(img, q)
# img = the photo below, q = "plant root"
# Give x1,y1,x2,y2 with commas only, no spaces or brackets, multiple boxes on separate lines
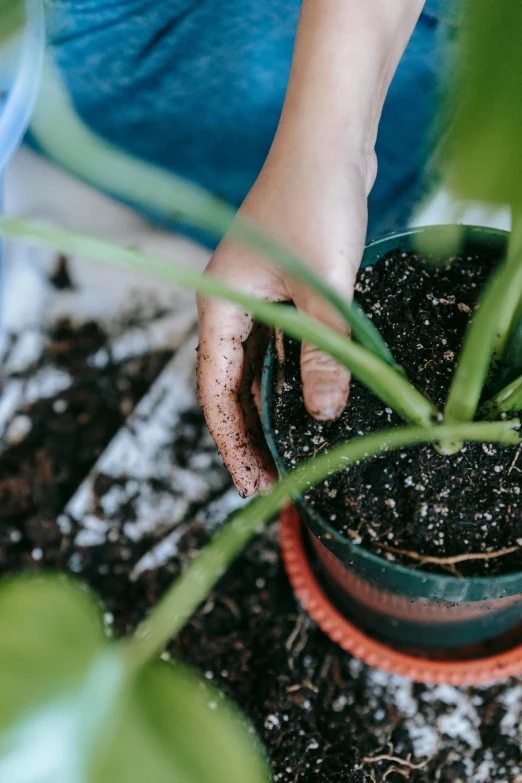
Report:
508,442,522,474
362,753,431,771
375,542,520,577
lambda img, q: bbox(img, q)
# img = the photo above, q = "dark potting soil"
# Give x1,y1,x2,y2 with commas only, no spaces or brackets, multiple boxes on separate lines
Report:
0,318,170,569
5,509,522,783
272,250,522,577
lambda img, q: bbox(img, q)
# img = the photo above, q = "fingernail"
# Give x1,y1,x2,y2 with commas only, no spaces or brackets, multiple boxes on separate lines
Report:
237,486,253,499
310,385,344,418
319,407,343,419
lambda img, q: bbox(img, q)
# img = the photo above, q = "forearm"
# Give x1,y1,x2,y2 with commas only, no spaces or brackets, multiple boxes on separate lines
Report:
273,0,426,163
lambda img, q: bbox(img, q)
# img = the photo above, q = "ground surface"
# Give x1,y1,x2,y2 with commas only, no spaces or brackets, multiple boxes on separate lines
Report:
1,242,522,782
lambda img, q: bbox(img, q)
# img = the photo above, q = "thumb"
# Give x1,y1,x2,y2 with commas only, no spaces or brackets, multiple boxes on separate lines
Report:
293,264,358,421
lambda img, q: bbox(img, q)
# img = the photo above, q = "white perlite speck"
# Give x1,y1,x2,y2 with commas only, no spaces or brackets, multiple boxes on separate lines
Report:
5,414,32,445
265,714,280,730
499,684,522,738
422,685,481,750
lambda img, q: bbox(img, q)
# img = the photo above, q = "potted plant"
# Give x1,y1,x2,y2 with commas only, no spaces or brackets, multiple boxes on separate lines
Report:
262,0,522,667
2,213,522,780
1,0,522,775
262,223,522,654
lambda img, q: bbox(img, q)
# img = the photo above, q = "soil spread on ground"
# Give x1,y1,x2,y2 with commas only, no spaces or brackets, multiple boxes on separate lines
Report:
0,318,170,558
2,292,522,781
273,249,522,577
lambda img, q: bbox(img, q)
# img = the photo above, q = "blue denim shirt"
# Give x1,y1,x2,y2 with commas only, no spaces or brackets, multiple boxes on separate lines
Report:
42,0,458,240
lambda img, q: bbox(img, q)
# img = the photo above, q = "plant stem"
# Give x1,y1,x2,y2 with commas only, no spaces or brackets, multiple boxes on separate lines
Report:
491,211,522,359
124,419,519,670
29,58,396,368
443,224,522,431
481,372,522,418
0,219,436,427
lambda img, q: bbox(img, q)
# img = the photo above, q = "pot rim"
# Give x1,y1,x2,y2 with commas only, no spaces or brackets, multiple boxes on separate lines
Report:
261,224,522,594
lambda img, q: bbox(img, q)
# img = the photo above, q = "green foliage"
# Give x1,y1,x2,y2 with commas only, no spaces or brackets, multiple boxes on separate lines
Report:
1,421,518,782
0,0,24,44
496,307,522,391
482,374,522,418
30,60,395,368
437,1,522,432
0,575,106,738
97,662,269,783
25,49,522,432
0,219,437,427
444,248,522,427
0,575,269,783
3,3,522,775
443,0,522,208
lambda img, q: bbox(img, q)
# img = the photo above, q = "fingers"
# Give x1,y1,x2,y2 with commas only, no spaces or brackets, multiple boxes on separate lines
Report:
240,322,277,482
197,295,274,498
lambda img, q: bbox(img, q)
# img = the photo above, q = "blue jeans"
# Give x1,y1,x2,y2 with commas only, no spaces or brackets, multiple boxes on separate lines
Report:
42,0,458,242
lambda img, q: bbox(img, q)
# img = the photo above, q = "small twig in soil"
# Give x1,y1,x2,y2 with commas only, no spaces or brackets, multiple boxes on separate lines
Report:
319,653,332,681
376,542,520,571
286,679,318,694
383,766,410,780
418,358,435,374
312,441,328,457
509,442,522,475
363,753,430,771
286,613,305,652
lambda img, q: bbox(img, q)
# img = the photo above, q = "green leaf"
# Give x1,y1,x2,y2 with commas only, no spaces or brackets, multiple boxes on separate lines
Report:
0,0,24,43
440,0,522,430
0,575,269,783
0,219,437,427
0,575,123,783
482,374,522,418
0,575,107,734
442,0,522,208
96,662,269,783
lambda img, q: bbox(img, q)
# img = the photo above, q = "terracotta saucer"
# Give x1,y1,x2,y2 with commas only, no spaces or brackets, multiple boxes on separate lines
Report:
280,505,522,686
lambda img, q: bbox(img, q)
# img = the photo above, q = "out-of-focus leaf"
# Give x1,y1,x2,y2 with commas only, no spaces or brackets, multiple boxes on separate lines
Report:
0,575,107,732
0,0,24,43
0,574,270,783
0,575,124,783
412,224,466,264
95,661,269,783
442,0,522,207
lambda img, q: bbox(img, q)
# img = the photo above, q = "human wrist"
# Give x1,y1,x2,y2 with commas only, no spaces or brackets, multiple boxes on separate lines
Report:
274,0,425,163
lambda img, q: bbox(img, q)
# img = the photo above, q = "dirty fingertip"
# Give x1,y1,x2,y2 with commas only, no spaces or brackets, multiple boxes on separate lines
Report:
305,380,350,421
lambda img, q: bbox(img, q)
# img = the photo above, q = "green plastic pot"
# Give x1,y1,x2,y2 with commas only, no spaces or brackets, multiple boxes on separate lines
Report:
262,225,522,650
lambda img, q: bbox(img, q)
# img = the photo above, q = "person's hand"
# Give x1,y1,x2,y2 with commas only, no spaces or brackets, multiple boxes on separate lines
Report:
197,144,377,497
